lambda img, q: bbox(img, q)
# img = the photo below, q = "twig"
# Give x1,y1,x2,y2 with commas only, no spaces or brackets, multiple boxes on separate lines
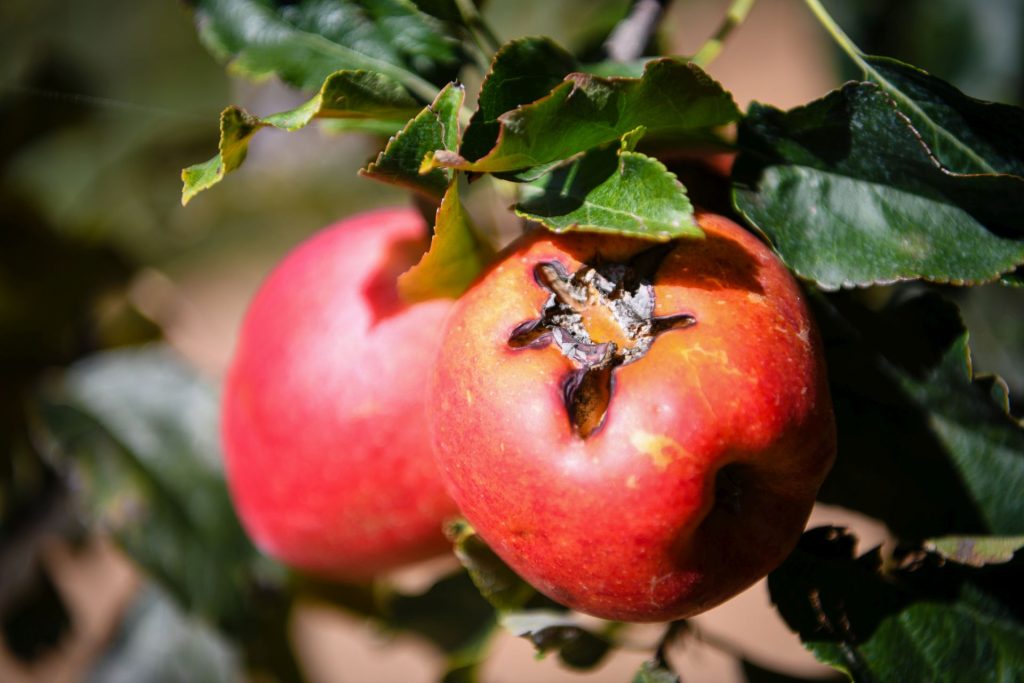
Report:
652,619,689,671
455,0,501,53
604,0,672,63
691,0,757,67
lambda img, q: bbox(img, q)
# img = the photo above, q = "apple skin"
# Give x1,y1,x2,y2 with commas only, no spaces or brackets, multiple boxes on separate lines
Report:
222,207,459,580
430,212,836,621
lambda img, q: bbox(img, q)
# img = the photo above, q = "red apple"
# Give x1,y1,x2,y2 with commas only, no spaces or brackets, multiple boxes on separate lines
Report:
430,212,836,621
222,207,458,579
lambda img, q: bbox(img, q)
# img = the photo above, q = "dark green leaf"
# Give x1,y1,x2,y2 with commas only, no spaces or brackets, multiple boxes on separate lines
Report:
815,291,1024,538
440,662,479,683
459,37,579,162
863,56,1024,176
86,584,240,683
33,346,281,626
293,576,386,621
430,59,740,174
632,659,680,683
182,70,420,204
408,0,466,23
734,83,1024,290
192,0,458,99
1000,267,1024,288
33,347,303,681
769,527,1024,683
387,570,496,654
515,130,701,240
740,658,825,683
500,610,611,670
361,82,464,199
447,520,534,612
925,536,1024,567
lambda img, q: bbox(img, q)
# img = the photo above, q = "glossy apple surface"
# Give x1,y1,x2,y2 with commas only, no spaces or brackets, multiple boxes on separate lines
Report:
222,207,458,579
430,212,836,621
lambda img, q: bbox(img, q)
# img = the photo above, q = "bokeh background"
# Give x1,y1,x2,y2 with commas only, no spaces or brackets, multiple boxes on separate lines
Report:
2,1,1021,681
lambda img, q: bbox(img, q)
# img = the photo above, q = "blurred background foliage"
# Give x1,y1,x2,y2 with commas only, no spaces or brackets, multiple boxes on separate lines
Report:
1,0,1022,681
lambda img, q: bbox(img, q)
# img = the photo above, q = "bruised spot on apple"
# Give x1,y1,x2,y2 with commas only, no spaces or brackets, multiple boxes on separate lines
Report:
430,212,836,622
222,207,459,580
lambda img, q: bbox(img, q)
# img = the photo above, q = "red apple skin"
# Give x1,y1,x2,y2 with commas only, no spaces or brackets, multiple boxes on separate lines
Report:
222,207,459,580
430,212,836,621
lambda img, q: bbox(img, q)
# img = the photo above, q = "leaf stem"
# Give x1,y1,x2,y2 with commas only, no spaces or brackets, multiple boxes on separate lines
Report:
690,0,756,67
653,620,687,670
455,0,502,53
800,0,865,71
604,0,672,63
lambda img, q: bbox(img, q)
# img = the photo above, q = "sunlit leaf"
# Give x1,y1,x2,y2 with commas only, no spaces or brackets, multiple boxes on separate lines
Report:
430,59,739,174
459,37,579,163
516,130,701,241
181,70,420,204
361,81,464,198
925,536,1024,567
397,179,492,300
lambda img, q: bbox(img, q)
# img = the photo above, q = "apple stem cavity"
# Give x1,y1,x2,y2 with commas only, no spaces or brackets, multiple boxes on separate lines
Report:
508,244,697,439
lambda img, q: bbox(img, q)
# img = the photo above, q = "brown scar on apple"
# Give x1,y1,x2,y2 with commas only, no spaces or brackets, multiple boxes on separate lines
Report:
508,244,697,439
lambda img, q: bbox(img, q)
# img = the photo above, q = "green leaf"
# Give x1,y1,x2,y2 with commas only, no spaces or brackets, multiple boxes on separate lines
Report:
360,81,464,198
387,570,496,655
191,0,459,100
633,660,680,683
33,346,281,626
499,610,612,670
33,346,303,680
430,59,740,174
447,520,535,612
515,130,701,241
397,179,492,300
925,536,1024,567
863,56,1024,177
408,0,468,23
181,107,260,206
181,70,421,204
814,291,1024,538
734,83,1024,290
86,585,241,683
459,37,579,163
769,527,1024,683
740,658,818,683
583,59,650,78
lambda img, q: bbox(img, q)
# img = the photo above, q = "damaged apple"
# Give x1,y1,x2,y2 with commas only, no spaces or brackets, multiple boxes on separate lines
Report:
429,212,836,621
